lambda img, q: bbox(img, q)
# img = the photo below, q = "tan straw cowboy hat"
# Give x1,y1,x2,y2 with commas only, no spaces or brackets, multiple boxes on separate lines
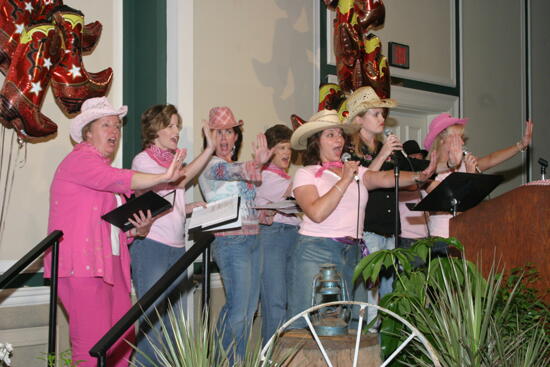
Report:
344,86,397,125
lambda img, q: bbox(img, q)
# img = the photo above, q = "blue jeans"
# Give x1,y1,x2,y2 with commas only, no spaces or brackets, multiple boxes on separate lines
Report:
259,223,298,344
130,238,191,367
287,235,358,329
354,231,396,325
212,234,260,362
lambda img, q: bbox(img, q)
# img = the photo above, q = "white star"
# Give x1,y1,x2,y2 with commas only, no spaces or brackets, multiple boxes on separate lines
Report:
24,2,33,13
43,57,52,69
68,64,82,79
30,81,42,96
15,23,24,34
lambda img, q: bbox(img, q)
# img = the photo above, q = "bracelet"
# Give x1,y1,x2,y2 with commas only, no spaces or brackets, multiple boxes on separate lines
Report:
333,184,344,194
516,141,527,152
447,160,457,169
414,173,425,184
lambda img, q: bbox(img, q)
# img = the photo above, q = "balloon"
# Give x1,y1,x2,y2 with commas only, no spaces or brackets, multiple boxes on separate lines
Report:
329,0,391,98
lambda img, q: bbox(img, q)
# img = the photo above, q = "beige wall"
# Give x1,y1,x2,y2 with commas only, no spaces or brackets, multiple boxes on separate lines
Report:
0,0,123,261
462,0,526,195
193,0,315,170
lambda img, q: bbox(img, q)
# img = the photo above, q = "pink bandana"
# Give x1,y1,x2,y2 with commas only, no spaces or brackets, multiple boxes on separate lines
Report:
263,164,291,179
145,145,174,168
315,161,344,177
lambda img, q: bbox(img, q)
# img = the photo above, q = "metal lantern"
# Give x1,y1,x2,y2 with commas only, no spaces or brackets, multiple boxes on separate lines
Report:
310,263,351,336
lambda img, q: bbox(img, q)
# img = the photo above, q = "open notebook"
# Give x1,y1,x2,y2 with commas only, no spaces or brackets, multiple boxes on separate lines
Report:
188,196,241,232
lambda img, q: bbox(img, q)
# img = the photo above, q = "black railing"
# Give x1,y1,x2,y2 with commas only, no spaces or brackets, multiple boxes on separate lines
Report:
89,231,214,367
0,230,63,361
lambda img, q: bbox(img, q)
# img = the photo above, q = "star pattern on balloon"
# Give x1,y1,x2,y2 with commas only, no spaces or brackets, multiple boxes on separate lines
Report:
15,23,25,34
68,64,81,78
43,57,52,69
30,81,42,96
24,2,33,13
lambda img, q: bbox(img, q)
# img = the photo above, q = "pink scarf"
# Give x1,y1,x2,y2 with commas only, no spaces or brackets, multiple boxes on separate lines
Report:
263,164,291,179
315,161,343,177
145,145,174,168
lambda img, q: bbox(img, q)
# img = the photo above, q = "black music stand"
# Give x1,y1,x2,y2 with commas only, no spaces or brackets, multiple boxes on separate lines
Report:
407,172,503,216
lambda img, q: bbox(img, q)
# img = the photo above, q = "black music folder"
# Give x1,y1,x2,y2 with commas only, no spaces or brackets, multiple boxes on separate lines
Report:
101,190,175,231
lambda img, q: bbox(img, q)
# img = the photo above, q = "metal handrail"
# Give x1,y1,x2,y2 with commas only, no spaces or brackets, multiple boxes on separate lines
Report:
0,230,63,362
89,231,214,367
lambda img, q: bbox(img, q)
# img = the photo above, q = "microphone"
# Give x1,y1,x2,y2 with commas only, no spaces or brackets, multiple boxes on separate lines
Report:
341,152,360,182
383,128,407,157
462,147,482,173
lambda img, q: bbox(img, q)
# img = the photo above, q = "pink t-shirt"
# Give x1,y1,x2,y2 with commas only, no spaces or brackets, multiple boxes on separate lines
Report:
399,190,428,239
428,163,466,238
132,151,187,248
256,170,300,226
292,165,368,238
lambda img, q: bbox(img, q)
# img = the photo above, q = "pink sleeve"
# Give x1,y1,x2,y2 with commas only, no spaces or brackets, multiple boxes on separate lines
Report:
292,167,316,191
61,152,133,194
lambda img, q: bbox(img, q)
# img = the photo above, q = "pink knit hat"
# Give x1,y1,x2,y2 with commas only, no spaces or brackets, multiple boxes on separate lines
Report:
208,107,243,130
423,113,468,150
70,97,128,143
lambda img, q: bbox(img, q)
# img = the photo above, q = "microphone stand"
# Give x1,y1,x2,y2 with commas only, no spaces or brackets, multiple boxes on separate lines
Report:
392,154,400,250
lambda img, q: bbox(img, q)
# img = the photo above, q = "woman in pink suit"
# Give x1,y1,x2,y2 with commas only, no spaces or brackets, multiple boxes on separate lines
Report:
45,97,186,367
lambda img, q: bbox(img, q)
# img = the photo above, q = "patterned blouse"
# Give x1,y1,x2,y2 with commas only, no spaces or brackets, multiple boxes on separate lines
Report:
198,156,260,236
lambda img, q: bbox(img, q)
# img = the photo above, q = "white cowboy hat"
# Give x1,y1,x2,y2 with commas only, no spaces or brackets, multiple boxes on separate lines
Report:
290,109,359,150
70,97,128,143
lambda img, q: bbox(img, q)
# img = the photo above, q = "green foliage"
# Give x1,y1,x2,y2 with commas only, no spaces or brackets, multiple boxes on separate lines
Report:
39,350,82,367
129,304,293,367
353,237,550,367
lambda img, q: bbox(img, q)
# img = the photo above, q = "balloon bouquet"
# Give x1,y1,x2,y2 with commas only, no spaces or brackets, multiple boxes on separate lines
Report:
293,0,391,128
0,0,112,141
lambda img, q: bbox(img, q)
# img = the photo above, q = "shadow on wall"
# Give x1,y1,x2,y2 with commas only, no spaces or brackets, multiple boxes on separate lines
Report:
251,0,313,123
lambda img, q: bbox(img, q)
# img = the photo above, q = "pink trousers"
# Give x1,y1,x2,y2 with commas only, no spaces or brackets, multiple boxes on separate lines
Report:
58,257,135,367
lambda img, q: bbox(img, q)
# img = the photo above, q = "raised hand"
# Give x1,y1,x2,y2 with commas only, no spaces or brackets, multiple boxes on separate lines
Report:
202,119,216,151
447,134,464,168
163,148,187,183
519,119,533,149
252,133,274,166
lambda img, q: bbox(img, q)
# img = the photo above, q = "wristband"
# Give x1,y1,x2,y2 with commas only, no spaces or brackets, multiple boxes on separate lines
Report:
333,184,344,194
447,160,457,169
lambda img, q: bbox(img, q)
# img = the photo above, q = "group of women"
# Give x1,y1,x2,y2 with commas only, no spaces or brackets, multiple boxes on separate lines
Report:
46,87,533,366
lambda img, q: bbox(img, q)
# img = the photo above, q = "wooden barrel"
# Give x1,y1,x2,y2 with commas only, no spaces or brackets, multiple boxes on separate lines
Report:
271,329,381,367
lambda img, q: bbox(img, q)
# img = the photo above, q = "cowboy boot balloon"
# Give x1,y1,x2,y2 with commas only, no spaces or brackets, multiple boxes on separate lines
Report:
50,5,112,114
0,22,62,139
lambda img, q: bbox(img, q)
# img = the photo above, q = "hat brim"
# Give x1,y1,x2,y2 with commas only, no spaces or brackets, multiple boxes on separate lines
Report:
70,106,128,143
344,99,397,125
209,119,243,130
291,121,359,150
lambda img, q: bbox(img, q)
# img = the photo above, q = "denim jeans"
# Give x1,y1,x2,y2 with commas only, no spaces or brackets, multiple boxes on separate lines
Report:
212,234,260,362
130,238,191,367
354,231,396,325
258,223,298,344
287,234,358,329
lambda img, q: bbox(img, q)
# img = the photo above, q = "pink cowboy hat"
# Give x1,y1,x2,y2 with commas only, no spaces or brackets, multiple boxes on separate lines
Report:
423,113,468,150
70,97,128,143
208,106,243,130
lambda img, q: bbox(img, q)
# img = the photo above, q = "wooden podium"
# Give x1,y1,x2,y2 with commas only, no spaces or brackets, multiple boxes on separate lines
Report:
450,184,550,300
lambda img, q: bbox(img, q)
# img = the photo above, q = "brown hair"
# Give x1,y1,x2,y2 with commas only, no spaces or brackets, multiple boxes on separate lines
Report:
141,104,182,149
265,124,292,148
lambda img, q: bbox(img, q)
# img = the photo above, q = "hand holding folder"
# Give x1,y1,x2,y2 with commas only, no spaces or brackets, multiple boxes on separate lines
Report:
101,190,175,232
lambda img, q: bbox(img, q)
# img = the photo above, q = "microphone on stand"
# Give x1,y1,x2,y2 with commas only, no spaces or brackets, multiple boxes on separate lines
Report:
341,152,359,182
383,128,407,158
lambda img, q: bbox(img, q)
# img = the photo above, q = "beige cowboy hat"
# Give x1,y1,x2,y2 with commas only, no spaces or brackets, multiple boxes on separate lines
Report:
290,109,359,150
343,86,397,125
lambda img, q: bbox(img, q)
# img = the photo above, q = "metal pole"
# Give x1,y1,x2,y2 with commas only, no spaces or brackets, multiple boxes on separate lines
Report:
47,239,60,360
201,242,211,324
